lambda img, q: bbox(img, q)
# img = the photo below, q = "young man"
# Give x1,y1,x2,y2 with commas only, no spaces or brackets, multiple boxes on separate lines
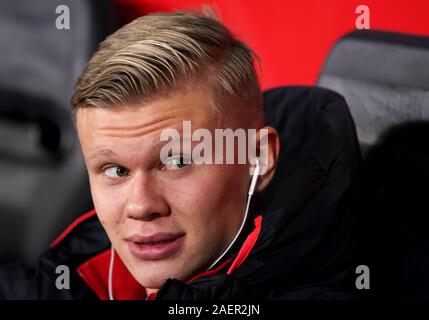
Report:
72,10,279,299
0,10,357,300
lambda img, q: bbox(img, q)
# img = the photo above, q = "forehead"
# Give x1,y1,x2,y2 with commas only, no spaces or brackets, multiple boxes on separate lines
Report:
75,86,224,153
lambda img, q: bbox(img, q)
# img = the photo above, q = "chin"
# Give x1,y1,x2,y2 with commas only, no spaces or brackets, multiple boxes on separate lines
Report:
131,260,188,289
137,277,167,291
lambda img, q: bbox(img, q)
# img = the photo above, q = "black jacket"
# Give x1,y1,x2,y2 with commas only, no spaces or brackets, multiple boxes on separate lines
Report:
0,86,361,300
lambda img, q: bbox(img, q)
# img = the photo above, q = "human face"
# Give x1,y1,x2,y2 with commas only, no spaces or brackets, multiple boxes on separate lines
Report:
75,85,251,291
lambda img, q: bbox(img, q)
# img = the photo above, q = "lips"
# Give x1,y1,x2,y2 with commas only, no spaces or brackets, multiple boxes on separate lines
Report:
126,232,185,260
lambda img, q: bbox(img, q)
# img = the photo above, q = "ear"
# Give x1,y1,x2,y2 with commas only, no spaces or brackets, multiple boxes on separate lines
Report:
254,126,280,192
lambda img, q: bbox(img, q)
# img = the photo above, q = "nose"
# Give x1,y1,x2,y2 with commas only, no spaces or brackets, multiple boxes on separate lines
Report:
124,171,170,221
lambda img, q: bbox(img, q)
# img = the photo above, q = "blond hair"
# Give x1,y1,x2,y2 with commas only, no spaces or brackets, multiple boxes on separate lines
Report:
71,9,264,127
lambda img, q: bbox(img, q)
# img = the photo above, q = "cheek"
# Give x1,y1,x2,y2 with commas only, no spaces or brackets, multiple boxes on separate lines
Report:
195,165,247,210
168,165,248,234
89,178,126,230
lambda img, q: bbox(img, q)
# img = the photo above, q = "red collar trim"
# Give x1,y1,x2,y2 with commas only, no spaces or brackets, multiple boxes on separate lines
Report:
77,249,146,300
227,215,263,274
77,215,263,300
50,209,96,249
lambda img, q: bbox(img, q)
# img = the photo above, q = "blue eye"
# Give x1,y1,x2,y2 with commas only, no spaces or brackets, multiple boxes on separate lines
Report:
104,166,129,178
164,155,191,170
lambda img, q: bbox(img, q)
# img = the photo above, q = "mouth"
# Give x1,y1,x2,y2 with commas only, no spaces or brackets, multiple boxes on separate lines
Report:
126,232,185,261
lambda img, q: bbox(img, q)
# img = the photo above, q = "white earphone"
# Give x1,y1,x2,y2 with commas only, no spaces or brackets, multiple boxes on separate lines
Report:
108,158,261,300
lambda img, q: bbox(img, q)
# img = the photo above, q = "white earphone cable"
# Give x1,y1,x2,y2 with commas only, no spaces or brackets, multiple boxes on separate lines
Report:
206,159,260,271
108,245,115,300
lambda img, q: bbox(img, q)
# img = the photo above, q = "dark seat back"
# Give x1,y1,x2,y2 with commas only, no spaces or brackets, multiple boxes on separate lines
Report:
318,30,429,299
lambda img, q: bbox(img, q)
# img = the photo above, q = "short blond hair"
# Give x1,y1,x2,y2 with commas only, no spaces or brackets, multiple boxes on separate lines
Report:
71,10,264,127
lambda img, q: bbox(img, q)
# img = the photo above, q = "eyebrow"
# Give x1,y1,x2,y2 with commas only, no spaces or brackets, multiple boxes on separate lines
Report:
86,148,118,162
85,133,195,162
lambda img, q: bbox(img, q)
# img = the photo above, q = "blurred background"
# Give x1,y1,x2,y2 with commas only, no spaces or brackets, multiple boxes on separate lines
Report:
117,0,429,87
0,0,428,299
